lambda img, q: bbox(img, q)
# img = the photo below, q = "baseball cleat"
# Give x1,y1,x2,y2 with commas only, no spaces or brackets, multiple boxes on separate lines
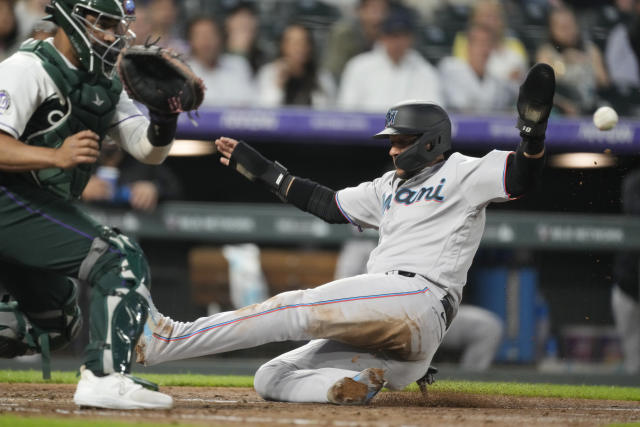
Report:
327,368,386,405
73,366,173,409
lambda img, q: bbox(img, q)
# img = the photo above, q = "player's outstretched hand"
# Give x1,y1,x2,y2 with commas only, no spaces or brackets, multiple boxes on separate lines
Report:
54,130,100,169
214,137,239,166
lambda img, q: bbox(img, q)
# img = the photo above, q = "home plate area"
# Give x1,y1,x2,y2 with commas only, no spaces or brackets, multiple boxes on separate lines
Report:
1,383,639,426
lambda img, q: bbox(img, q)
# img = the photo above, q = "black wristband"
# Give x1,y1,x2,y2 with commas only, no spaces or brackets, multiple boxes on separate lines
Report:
520,134,545,155
147,111,178,146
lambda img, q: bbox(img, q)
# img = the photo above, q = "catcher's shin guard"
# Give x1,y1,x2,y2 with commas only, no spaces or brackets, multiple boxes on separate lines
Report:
80,227,156,378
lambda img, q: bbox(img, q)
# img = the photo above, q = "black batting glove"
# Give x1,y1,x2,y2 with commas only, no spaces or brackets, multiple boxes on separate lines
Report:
228,141,293,200
516,63,556,154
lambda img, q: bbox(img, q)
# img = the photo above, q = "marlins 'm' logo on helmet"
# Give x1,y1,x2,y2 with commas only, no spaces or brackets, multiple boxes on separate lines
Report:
385,109,398,128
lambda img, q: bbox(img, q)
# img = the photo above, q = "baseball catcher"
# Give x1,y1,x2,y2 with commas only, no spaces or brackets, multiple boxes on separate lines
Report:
135,64,554,405
0,0,202,410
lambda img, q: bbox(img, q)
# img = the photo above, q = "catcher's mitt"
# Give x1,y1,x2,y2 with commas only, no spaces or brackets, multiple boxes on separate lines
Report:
118,44,205,114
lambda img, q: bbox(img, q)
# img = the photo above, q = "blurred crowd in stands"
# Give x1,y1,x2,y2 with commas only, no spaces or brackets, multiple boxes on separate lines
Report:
2,0,640,116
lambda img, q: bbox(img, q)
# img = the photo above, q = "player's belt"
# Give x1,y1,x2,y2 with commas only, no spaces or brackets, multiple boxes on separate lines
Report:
386,270,454,329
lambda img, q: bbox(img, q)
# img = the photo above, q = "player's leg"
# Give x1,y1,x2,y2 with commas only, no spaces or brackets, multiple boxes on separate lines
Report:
611,285,640,373
440,305,504,371
253,339,429,403
0,184,171,408
139,274,447,379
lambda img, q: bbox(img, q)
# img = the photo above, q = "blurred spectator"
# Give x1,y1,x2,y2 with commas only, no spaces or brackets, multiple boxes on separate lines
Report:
536,6,610,116
403,0,448,22
337,4,443,112
130,1,153,45
439,24,515,113
322,0,389,81
146,0,188,54
452,0,528,83
611,169,640,374
29,20,57,41
82,144,183,213
605,1,640,93
438,305,504,371
224,1,267,76
0,0,20,61
14,0,54,41
186,17,254,107
256,22,336,108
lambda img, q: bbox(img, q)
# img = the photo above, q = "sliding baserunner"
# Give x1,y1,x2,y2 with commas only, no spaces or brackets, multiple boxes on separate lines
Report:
137,64,555,405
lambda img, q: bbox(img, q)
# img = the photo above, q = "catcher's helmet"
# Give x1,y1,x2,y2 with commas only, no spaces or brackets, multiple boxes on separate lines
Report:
45,0,136,79
374,101,452,173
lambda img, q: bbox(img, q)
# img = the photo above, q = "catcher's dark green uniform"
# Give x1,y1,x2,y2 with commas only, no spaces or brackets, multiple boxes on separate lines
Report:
0,37,163,378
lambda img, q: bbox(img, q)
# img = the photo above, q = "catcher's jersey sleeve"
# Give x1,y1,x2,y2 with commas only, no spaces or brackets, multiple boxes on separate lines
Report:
105,92,149,150
335,172,393,230
454,150,513,207
0,51,51,138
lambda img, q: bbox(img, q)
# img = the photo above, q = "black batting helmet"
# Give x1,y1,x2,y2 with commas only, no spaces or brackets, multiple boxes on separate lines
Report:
373,101,452,173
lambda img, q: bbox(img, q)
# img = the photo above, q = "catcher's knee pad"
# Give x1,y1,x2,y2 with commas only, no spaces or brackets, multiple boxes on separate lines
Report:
80,227,156,375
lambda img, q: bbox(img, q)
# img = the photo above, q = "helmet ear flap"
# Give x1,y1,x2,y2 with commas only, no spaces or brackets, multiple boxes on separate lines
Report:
395,123,451,173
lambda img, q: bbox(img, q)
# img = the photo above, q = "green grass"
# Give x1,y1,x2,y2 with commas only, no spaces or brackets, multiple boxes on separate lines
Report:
1,369,639,401
0,415,198,427
415,381,640,401
0,369,253,387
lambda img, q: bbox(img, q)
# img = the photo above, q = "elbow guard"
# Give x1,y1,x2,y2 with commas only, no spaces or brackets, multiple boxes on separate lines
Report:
286,178,347,224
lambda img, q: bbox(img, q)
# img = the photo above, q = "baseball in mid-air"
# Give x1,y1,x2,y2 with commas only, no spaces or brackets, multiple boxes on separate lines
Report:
593,106,619,131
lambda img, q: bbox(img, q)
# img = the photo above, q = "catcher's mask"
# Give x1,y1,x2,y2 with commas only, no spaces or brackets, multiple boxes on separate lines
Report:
45,0,136,79
374,101,452,174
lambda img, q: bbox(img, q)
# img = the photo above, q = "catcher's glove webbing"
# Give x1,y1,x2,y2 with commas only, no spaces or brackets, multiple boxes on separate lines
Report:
118,44,205,115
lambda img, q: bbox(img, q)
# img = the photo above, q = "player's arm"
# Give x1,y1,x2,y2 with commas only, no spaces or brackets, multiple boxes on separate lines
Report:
504,63,555,198
215,137,348,224
110,93,178,165
0,130,100,171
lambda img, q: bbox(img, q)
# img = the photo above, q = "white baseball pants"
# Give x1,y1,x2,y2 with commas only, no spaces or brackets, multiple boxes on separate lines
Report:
141,273,449,402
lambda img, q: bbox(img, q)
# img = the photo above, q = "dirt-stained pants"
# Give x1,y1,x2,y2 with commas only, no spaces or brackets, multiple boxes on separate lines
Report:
140,273,448,402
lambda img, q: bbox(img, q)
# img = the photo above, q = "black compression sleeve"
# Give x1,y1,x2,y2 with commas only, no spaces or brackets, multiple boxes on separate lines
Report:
505,143,545,198
286,177,349,224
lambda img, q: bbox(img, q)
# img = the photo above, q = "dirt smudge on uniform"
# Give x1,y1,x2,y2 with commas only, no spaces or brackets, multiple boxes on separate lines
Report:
135,339,146,364
306,305,418,360
136,316,173,364
233,293,292,316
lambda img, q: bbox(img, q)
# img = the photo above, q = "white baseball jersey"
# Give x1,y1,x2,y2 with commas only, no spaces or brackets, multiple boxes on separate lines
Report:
138,149,516,404
0,38,148,151
336,150,514,305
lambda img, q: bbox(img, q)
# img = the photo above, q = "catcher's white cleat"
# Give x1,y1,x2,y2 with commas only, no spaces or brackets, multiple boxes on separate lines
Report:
327,368,386,405
73,366,173,410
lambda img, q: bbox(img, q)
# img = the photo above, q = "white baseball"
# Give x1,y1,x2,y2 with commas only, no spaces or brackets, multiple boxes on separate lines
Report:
593,106,618,131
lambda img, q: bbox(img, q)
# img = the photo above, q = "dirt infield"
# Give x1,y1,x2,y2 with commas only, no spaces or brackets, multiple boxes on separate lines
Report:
1,383,639,426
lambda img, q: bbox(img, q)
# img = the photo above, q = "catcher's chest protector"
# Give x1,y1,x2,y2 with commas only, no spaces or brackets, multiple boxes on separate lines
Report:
16,40,122,199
